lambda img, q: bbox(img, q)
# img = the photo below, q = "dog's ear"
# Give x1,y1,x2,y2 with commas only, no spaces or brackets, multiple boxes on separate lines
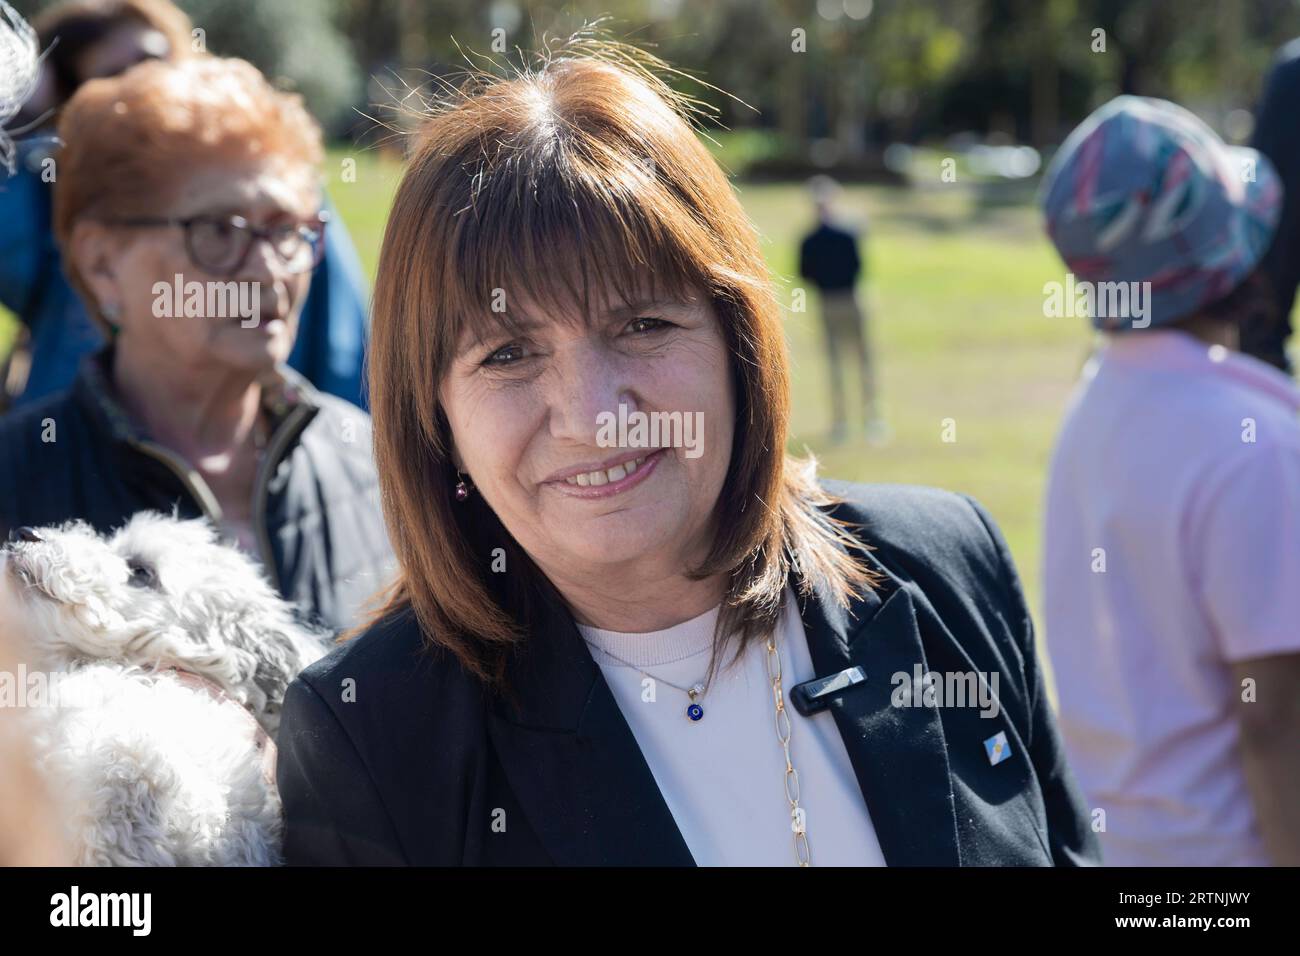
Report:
15,525,131,632
224,608,326,708
173,567,325,721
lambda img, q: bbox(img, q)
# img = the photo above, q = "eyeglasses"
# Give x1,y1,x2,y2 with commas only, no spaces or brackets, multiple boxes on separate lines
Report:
107,210,330,277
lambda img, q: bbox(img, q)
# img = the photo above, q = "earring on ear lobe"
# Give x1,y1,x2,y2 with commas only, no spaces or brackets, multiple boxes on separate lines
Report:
100,302,122,332
455,470,471,501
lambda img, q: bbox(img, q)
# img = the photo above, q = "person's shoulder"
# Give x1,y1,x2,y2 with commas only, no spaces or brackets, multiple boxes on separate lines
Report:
1164,363,1300,456
0,388,76,436
307,392,374,441
817,479,1015,604
816,480,1038,691
1223,385,1300,448
299,392,378,477
820,480,996,550
279,605,490,838
301,605,437,687
293,605,483,726
0,391,86,534
1270,36,1300,72
0,390,79,476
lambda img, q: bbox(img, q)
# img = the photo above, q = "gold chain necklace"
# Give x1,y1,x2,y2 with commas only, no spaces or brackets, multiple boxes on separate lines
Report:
765,626,811,866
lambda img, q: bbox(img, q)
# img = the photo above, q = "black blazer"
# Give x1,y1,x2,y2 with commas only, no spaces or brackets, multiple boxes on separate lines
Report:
276,481,1102,866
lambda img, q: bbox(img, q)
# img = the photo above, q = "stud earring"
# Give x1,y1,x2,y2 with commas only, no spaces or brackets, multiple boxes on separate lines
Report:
455,471,471,501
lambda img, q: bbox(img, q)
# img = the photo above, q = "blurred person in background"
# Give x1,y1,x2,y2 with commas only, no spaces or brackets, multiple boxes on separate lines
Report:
798,175,887,446
0,0,372,410
1041,96,1300,866
1243,37,1300,374
0,55,393,632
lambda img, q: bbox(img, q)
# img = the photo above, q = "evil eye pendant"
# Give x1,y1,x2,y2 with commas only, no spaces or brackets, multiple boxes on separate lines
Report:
686,684,705,722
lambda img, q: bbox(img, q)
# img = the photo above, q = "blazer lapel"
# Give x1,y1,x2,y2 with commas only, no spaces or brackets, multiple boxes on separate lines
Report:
796,552,963,866
485,584,696,866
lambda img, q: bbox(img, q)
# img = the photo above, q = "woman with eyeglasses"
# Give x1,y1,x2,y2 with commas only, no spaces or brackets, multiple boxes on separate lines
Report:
0,55,394,632
1,0,373,412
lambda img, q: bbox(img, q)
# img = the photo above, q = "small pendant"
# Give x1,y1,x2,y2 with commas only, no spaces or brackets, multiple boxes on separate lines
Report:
686,684,705,722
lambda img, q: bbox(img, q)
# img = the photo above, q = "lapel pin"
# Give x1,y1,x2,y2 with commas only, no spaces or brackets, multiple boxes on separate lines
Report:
984,731,1012,766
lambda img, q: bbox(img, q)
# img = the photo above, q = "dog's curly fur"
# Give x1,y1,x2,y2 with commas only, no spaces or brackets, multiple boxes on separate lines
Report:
2,513,328,866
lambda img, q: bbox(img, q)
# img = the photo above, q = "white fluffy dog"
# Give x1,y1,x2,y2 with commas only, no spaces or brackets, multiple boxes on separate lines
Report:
1,513,328,866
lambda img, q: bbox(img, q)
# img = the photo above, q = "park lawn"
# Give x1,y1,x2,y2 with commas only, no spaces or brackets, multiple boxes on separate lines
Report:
745,181,1086,619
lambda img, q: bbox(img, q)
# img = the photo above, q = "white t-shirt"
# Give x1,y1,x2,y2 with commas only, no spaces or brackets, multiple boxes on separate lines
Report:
576,586,887,866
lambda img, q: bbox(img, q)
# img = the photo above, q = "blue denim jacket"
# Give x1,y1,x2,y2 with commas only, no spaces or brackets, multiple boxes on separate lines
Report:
0,140,371,409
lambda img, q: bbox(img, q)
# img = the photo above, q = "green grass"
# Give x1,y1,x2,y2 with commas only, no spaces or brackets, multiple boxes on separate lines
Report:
750,182,1084,618
0,300,13,356
323,149,406,278
3,147,1086,679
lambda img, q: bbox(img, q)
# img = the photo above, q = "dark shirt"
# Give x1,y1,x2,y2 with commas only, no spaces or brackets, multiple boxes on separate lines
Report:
1246,37,1300,373
799,221,863,292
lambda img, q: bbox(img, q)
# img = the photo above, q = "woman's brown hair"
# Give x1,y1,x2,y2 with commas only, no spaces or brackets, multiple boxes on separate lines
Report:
367,37,876,690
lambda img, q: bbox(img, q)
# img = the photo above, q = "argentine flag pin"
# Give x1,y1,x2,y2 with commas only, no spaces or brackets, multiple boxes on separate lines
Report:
984,731,1012,766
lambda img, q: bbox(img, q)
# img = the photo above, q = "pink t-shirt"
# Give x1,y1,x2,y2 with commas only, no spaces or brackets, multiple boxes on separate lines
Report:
1044,329,1300,866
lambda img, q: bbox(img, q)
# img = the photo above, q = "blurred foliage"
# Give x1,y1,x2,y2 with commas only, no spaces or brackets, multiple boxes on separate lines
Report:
8,0,1300,153
10,0,363,133
331,0,1300,150
176,0,362,133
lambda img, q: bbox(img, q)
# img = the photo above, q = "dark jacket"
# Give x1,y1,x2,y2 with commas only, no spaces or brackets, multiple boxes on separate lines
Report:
276,482,1101,866
799,221,862,292
0,350,395,632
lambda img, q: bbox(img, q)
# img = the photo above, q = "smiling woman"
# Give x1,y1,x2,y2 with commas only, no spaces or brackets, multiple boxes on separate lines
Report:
276,37,1102,868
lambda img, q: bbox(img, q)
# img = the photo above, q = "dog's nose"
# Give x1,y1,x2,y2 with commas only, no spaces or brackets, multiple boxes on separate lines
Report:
11,527,42,543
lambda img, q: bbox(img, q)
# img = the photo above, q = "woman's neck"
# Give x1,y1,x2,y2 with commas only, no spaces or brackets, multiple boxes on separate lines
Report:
547,562,730,633
111,345,265,510
1176,315,1240,350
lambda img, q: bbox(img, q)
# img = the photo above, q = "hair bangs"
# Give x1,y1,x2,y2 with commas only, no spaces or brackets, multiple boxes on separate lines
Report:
433,139,718,371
